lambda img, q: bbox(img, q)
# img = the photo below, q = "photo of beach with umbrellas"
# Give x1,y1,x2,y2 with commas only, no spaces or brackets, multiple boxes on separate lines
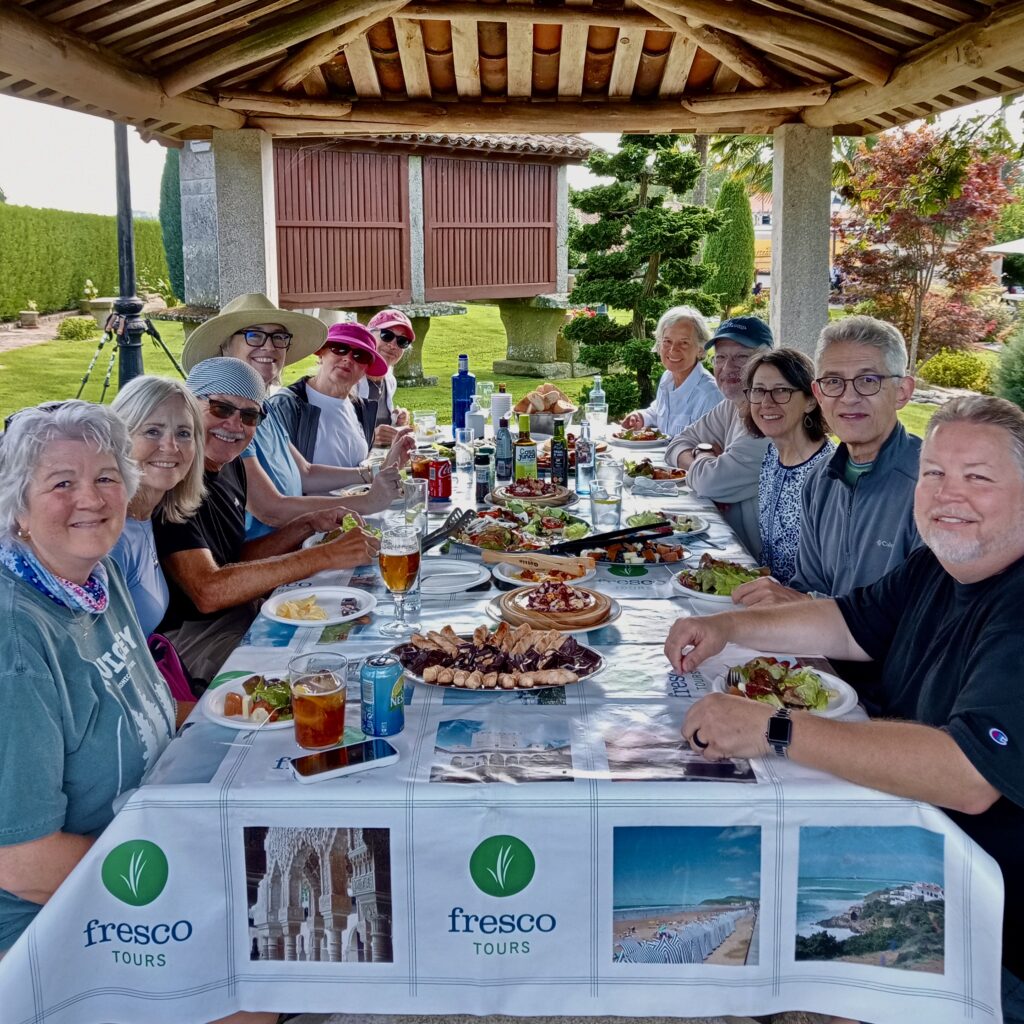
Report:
612,826,760,965
796,826,945,973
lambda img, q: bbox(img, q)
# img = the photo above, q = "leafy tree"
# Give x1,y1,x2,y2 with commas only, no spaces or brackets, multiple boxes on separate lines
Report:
565,135,719,407
995,184,1024,286
0,184,6,203
158,148,184,302
702,177,755,316
835,121,1014,368
996,324,1024,410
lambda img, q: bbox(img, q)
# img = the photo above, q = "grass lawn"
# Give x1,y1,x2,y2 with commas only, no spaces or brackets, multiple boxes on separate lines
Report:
0,301,939,437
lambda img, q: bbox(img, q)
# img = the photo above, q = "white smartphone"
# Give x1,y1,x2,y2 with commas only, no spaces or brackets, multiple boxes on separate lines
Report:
289,738,399,784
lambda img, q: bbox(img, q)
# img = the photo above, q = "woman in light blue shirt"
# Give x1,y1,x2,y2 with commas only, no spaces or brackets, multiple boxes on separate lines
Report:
621,306,724,437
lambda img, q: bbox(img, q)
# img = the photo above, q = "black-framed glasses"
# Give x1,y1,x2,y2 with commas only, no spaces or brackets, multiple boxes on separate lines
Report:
236,328,293,350
744,386,799,405
202,397,265,427
378,328,412,349
814,374,903,398
324,342,373,366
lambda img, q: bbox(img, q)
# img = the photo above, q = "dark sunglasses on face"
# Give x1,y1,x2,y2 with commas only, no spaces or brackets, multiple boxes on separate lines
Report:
324,342,373,365
378,328,413,349
236,328,293,350
203,397,265,427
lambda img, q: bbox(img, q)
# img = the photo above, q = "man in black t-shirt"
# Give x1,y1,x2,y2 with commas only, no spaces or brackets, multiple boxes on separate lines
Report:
665,395,1024,1012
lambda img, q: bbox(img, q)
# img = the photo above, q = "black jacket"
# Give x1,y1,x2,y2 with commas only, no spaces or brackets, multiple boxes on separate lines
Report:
268,377,378,463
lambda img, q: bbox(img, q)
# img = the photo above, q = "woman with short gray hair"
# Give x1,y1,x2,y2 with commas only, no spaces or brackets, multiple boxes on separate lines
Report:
620,305,723,436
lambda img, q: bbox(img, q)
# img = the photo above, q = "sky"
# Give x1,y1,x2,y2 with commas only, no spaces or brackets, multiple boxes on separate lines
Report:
798,826,944,885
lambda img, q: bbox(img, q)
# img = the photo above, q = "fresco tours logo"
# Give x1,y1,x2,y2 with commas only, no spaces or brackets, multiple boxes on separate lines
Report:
470,835,536,897
101,840,169,907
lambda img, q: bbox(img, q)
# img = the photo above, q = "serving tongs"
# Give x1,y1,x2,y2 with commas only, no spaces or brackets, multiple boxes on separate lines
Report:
544,521,674,555
422,508,477,552
481,550,596,575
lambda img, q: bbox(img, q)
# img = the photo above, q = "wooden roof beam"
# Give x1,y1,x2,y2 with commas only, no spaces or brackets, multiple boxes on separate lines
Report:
217,91,355,117
162,0,402,97
644,0,896,86
804,1,1024,127
682,84,830,113
0,2,244,130
396,3,664,30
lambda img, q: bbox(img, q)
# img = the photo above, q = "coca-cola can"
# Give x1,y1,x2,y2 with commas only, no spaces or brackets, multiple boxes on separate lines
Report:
427,458,452,500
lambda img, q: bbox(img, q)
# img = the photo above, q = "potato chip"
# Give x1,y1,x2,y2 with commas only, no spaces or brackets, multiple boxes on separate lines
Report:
276,596,327,621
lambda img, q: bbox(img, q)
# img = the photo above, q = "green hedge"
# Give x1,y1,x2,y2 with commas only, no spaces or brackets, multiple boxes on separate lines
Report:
0,204,170,319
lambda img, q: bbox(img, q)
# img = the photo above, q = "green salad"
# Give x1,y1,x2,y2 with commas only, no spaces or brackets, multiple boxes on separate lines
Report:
727,657,833,712
676,554,769,596
507,501,590,540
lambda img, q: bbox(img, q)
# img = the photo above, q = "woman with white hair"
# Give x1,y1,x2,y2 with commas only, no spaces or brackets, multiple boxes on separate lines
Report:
620,306,724,436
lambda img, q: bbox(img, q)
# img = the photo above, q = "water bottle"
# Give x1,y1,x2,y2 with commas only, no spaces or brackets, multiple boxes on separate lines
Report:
494,418,514,482
587,374,609,440
451,354,476,434
575,419,596,495
590,374,606,407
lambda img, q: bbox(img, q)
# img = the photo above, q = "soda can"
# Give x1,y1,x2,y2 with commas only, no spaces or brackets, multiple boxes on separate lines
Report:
360,654,405,737
427,458,452,500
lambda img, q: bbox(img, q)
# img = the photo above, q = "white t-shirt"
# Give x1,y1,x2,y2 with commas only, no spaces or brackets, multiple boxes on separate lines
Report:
305,385,370,467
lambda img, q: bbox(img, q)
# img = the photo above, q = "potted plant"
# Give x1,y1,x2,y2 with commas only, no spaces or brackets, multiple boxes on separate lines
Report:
80,279,98,314
19,300,39,328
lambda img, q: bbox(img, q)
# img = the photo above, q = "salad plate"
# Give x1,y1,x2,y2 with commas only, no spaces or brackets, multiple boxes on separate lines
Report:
200,677,293,731
712,658,858,719
627,511,709,538
490,561,597,587
452,504,591,553
672,555,770,601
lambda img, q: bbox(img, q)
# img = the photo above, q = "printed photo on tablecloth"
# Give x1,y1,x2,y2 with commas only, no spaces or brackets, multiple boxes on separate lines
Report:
613,826,761,965
796,826,945,973
593,564,676,600
430,717,574,783
244,826,393,963
316,616,374,643
441,684,568,706
240,615,298,648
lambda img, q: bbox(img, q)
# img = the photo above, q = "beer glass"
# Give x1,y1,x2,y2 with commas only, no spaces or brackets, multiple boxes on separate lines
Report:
288,653,348,749
379,524,422,636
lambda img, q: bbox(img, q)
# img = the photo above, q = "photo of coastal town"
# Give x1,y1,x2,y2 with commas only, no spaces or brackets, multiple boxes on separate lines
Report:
796,826,945,973
612,826,761,965
430,717,574,783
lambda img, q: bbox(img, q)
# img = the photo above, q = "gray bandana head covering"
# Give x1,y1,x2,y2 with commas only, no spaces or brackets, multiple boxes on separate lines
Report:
185,357,266,407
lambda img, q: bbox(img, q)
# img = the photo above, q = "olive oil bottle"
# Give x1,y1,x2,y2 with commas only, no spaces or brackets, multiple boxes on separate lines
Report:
513,413,537,480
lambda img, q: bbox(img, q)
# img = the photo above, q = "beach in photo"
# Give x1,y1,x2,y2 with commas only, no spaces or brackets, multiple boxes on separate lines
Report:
612,826,761,965
430,717,574,782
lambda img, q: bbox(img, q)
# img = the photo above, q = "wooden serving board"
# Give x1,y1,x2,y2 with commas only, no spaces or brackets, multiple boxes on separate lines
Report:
489,483,573,507
497,587,612,631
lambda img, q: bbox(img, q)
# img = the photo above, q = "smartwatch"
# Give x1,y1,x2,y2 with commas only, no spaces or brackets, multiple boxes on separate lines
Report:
766,708,793,758
691,442,715,459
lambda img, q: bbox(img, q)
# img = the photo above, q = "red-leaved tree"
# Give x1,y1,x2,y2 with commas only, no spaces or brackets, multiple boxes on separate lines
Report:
835,122,1013,368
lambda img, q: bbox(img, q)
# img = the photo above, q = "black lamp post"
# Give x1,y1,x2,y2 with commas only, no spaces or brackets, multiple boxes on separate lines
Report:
113,121,145,386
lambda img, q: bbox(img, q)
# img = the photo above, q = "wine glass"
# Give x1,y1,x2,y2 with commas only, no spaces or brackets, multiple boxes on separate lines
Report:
378,524,422,637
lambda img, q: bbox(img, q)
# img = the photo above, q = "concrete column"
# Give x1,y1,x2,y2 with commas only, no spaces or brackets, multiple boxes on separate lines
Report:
769,124,832,357
556,164,569,294
212,128,279,305
408,155,426,304
179,141,219,307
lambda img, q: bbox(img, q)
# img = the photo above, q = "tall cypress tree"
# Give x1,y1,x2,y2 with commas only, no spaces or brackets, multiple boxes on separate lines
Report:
159,149,184,302
702,177,756,316
565,135,719,411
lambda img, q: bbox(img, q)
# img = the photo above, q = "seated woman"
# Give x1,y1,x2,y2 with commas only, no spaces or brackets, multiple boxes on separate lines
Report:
620,306,723,436
181,294,412,539
110,376,205,636
358,308,414,445
741,348,835,586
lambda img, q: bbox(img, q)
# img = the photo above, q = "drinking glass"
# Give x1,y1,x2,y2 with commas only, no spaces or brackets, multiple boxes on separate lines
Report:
288,653,348,750
586,402,608,439
476,380,495,417
403,478,429,540
596,459,624,487
454,426,475,471
413,409,438,442
378,524,422,636
590,481,623,530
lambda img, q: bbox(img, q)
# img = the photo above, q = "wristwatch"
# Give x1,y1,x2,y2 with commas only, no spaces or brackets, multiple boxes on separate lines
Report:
691,442,715,459
766,708,793,758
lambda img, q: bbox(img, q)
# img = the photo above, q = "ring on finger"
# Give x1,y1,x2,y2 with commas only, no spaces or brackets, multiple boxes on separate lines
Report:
691,730,709,750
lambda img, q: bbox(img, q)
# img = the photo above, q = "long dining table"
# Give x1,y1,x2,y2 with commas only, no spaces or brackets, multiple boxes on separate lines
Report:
0,451,1004,1024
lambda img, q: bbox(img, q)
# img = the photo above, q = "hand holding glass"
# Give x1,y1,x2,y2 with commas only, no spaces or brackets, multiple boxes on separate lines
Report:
379,525,422,636
288,653,348,749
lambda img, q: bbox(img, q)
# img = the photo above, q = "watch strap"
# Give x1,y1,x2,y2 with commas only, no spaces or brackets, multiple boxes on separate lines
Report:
766,707,793,758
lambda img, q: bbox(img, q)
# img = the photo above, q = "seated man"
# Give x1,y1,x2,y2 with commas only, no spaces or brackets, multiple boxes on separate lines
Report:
664,316,773,558
153,357,380,684
665,395,1024,1014
733,315,921,607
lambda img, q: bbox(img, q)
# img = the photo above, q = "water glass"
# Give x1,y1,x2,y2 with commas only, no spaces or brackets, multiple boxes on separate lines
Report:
476,380,495,415
288,653,348,750
413,409,438,441
590,481,623,531
403,478,429,540
378,524,422,637
596,459,624,487
455,426,475,471
586,402,609,439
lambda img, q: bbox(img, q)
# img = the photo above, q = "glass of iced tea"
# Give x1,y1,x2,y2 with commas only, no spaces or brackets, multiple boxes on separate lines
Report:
378,523,422,637
287,653,348,749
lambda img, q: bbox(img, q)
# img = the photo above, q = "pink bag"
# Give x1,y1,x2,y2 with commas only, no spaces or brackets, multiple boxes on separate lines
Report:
147,633,196,702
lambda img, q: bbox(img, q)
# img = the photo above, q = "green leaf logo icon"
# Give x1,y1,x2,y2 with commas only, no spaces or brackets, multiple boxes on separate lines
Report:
609,565,648,577
101,840,169,906
469,835,535,897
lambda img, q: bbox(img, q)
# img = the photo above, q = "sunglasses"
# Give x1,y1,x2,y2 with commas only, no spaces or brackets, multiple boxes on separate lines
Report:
236,328,293,350
378,328,413,349
324,342,374,366
203,398,265,427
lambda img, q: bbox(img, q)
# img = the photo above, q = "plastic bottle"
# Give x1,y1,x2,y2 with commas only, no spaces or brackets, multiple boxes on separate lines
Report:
513,413,538,480
451,354,476,434
550,417,569,486
495,418,514,482
490,382,512,428
466,394,487,441
575,419,596,495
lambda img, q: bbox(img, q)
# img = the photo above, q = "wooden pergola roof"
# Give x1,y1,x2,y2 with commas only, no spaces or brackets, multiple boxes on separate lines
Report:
2,0,1024,144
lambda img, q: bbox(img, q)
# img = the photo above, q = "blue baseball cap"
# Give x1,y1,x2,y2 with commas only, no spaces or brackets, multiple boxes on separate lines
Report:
705,316,774,351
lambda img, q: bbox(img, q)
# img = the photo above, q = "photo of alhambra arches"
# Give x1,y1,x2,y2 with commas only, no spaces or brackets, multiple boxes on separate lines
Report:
796,826,945,973
243,826,393,963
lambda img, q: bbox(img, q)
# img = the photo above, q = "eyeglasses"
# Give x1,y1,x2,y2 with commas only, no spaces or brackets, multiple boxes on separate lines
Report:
744,386,800,405
236,328,293,350
814,374,903,398
378,328,412,349
324,342,373,366
202,398,265,427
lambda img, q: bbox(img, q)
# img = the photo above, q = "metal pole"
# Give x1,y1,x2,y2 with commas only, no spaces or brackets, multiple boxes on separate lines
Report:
114,121,145,387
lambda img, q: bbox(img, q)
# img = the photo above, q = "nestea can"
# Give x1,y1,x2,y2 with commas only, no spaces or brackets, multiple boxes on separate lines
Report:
360,654,405,736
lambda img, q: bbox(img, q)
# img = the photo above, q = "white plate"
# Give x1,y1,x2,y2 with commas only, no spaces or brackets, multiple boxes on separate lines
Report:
483,594,621,633
418,558,491,595
200,680,293,732
490,562,597,587
261,586,377,626
608,436,670,449
712,666,859,719
627,512,708,538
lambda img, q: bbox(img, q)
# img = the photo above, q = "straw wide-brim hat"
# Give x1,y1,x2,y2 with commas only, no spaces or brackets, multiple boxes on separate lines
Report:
181,293,328,372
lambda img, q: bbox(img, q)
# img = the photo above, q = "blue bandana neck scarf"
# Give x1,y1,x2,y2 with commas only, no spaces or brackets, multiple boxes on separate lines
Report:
0,538,109,614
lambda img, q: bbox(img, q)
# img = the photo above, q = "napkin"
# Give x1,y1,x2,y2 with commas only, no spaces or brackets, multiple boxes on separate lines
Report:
630,476,683,497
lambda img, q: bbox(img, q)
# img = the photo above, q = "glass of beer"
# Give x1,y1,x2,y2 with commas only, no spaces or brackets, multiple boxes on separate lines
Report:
288,653,348,749
379,523,422,637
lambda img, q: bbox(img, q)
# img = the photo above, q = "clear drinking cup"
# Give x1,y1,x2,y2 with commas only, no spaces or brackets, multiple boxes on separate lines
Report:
590,481,623,530
596,459,624,487
455,427,475,471
403,478,429,540
413,410,438,442
288,653,348,750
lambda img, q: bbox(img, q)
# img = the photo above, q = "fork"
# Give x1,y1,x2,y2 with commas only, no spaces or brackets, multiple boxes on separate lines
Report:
726,666,743,692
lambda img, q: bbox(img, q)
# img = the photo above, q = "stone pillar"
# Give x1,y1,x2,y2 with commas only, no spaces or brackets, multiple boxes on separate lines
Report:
212,128,279,305
556,164,569,294
408,156,426,304
769,124,832,358
493,296,572,377
179,141,219,307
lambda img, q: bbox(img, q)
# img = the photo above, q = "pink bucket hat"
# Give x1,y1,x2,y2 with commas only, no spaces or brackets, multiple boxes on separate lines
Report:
320,322,389,377
367,308,416,343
